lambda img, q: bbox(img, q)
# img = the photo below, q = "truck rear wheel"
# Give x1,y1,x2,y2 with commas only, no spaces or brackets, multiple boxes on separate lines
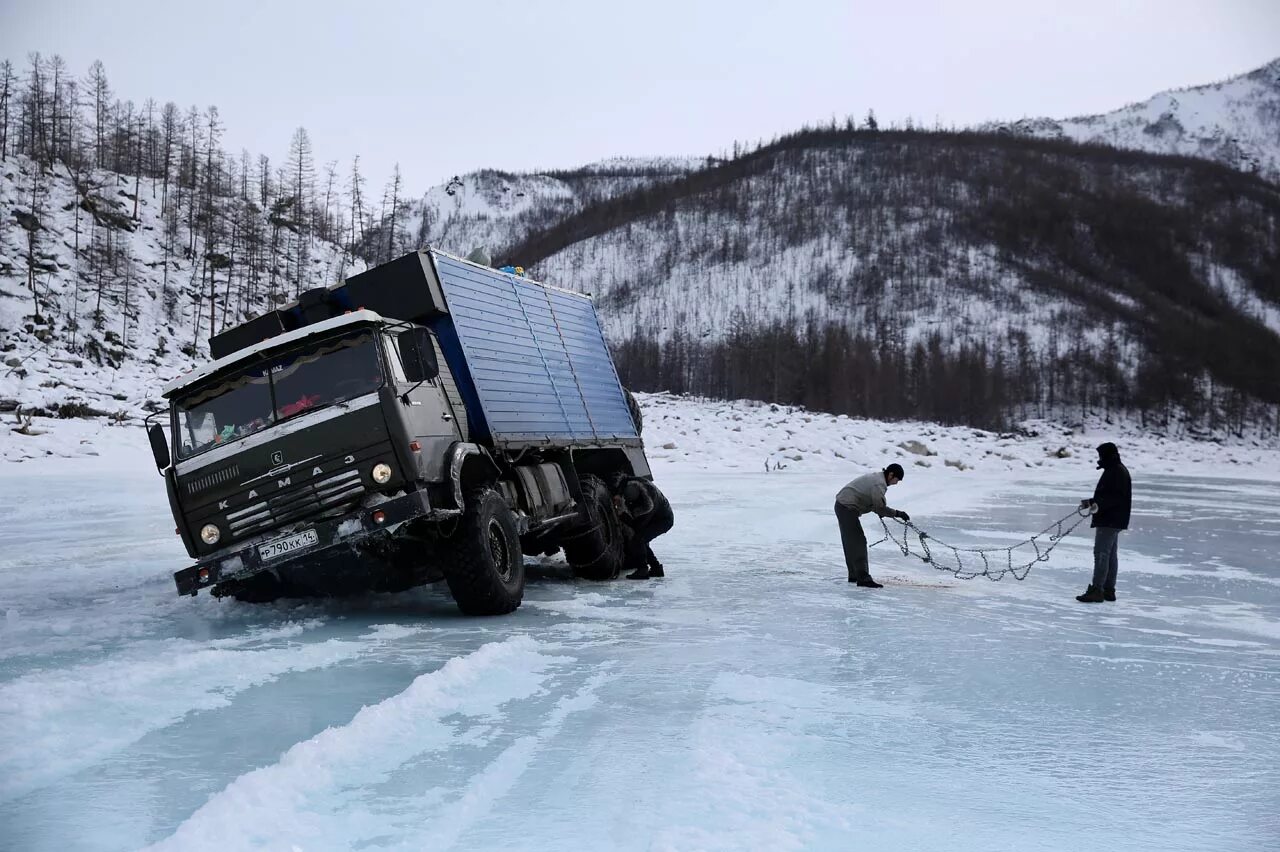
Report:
442,488,525,615
563,474,626,580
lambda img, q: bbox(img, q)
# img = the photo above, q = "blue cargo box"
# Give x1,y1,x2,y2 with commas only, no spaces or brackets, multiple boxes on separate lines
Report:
422,251,638,450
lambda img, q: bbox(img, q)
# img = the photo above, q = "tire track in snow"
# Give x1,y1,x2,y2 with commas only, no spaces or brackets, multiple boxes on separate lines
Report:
147,636,571,852
0,621,409,803
408,667,614,852
652,672,854,851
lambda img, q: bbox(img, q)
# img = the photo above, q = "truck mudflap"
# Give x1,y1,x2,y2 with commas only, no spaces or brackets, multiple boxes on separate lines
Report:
174,490,432,596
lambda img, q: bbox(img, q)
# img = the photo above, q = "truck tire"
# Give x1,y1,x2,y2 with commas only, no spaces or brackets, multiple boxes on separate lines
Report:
623,387,643,435
563,474,626,580
442,488,525,615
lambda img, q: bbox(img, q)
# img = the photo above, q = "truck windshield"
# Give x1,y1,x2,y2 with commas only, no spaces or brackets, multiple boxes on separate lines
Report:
174,331,383,460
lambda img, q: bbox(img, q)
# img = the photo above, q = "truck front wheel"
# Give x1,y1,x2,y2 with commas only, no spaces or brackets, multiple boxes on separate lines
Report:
219,571,284,603
442,488,525,615
563,474,626,580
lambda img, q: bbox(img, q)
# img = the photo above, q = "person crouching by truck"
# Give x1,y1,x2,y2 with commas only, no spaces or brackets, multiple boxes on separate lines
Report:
834,463,910,588
610,474,674,579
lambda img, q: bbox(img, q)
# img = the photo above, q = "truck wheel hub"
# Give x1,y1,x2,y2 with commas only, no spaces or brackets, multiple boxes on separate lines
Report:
487,518,511,580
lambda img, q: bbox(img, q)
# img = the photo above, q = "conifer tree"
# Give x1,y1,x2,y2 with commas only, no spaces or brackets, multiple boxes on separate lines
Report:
0,59,15,160
85,60,111,167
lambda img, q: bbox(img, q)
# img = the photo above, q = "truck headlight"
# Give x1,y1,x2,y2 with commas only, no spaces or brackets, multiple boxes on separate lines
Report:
371,463,392,484
200,524,221,545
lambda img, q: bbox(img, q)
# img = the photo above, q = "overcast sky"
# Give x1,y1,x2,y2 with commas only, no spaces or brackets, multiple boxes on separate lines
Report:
1,0,1277,196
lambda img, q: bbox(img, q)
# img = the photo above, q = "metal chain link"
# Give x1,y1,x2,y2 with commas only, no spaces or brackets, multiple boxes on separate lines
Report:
557,520,617,568
869,505,1095,581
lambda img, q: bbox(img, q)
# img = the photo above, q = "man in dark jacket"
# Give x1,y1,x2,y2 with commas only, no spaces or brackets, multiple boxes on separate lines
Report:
834,463,909,588
612,474,674,580
1076,442,1132,603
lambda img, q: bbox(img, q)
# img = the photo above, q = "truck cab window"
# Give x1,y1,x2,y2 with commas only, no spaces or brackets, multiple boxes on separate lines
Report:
175,366,273,459
383,333,409,383
173,330,385,460
271,332,383,421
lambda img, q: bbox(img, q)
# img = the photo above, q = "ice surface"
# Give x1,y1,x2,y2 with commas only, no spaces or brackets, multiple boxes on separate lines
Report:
1,401,1278,850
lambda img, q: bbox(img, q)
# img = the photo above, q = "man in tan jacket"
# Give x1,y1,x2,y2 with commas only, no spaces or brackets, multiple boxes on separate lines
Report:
834,464,909,588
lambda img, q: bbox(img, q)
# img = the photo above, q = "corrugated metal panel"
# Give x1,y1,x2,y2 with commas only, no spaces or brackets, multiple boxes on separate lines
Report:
430,253,637,446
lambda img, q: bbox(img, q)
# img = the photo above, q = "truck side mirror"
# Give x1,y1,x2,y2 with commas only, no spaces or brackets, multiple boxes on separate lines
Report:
148,423,171,472
398,328,439,383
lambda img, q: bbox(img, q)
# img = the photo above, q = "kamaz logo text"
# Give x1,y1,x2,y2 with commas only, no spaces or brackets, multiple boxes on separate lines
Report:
218,454,357,510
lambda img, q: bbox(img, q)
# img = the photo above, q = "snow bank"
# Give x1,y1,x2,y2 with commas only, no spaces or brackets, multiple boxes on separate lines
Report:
636,392,1280,483
6,391,1280,486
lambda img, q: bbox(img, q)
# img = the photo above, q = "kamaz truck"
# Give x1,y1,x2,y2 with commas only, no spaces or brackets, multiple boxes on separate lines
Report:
146,249,650,615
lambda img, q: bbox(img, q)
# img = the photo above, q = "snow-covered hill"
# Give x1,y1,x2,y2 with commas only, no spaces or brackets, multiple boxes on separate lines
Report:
0,155,364,426
512,129,1280,430
6,57,1280,441
398,157,702,259
983,57,1280,182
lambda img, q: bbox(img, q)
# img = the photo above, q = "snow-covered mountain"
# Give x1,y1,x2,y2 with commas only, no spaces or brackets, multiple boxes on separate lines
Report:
509,128,1280,430
409,56,1280,266
397,157,702,260
5,56,1280,441
0,148,696,431
982,57,1280,182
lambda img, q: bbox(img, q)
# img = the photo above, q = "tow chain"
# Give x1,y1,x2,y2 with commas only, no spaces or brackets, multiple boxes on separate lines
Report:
558,520,615,568
870,505,1095,581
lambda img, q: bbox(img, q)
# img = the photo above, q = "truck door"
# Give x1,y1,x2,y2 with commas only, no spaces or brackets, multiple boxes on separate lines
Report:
385,328,462,483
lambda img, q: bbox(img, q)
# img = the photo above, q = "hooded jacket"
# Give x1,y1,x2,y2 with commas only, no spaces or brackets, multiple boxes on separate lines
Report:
617,477,672,527
1091,442,1132,530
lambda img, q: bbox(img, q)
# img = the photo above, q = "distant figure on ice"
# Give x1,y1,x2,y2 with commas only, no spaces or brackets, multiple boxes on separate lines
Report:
834,464,910,588
1076,442,1132,603
611,474,674,580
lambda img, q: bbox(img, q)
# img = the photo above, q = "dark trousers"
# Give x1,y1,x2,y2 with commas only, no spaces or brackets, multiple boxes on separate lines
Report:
625,504,674,573
834,502,871,581
1091,527,1120,590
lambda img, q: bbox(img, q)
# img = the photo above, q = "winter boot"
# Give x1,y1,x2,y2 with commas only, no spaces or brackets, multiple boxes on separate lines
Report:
855,578,884,589
1076,585,1105,603
1104,587,1116,602
648,561,665,578
626,567,650,580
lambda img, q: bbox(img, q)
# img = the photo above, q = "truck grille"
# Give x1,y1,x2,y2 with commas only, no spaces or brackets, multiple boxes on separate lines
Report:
186,463,240,495
226,469,366,538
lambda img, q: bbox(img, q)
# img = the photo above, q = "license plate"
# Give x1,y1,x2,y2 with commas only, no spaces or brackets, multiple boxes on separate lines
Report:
258,529,319,562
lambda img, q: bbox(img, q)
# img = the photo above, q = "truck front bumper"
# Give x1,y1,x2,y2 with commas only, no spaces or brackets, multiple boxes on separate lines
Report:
174,491,434,596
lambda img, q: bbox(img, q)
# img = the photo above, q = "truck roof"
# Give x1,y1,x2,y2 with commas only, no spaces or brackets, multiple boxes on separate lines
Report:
162,309,385,398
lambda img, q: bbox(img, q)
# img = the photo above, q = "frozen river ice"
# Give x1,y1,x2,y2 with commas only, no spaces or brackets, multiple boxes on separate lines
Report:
1,462,1277,851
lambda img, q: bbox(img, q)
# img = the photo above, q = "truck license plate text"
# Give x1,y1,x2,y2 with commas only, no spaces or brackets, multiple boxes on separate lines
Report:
258,529,319,562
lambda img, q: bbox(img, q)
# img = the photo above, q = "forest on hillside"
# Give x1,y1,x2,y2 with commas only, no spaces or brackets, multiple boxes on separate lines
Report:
507,127,1280,435
0,53,414,357
4,52,1280,437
